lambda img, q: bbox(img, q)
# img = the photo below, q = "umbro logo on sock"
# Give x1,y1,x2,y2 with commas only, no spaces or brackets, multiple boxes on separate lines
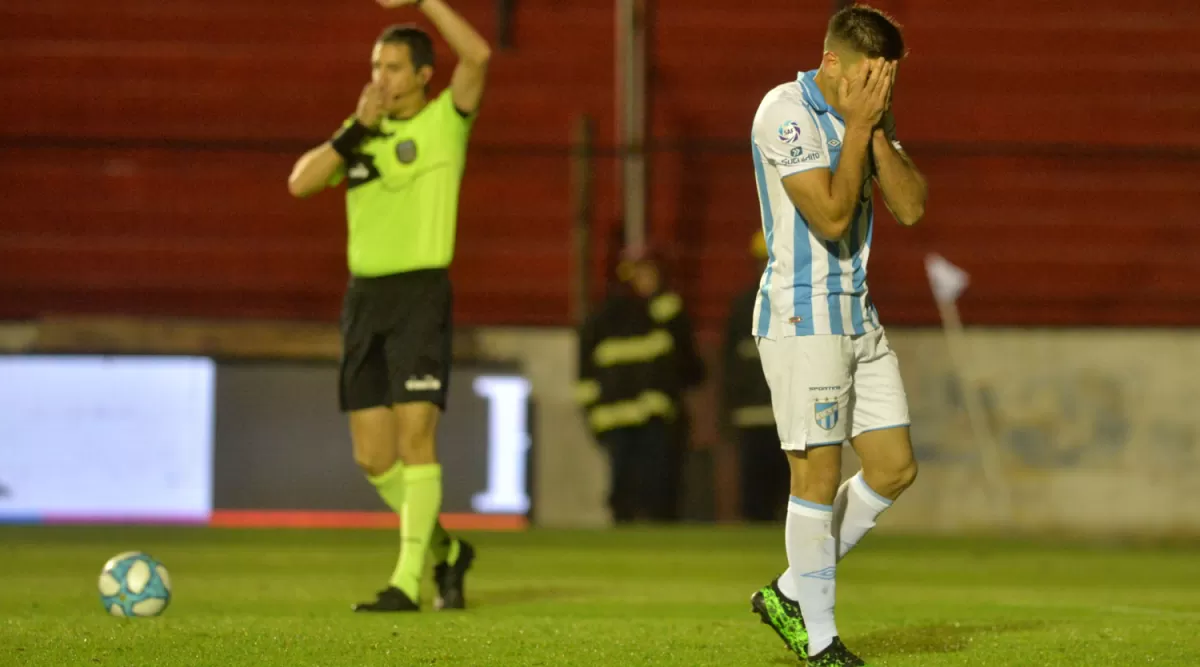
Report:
800,567,837,581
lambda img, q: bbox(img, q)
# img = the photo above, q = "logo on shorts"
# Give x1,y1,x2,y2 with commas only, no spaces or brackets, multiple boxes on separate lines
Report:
405,375,442,392
814,400,839,431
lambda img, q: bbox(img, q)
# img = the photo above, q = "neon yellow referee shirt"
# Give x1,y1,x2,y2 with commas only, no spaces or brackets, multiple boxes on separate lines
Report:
329,90,474,277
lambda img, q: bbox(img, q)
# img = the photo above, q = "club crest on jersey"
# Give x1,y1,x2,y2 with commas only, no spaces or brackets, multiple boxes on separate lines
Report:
394,139,418,164
777,121,803,144
814,400,839,431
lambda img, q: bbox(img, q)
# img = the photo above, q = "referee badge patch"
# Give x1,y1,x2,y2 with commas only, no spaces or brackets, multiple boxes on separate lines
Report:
394,139,418,164
814,400,839,431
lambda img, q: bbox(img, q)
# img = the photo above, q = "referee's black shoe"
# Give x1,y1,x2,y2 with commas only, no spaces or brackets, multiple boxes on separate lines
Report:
433,539,476,610
352,586,419,613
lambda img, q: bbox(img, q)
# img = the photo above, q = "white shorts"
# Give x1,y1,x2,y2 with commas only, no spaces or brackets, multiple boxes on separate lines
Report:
756,327,910,450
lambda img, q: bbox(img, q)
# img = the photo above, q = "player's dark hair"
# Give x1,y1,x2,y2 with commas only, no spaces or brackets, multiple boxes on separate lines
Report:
377,24,436,71
826,4,906,61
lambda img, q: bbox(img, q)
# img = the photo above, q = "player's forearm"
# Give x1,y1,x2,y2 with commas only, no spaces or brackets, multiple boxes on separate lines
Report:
288,143,342,198
872,131,927,226
419,0,492,65
822,124,874,238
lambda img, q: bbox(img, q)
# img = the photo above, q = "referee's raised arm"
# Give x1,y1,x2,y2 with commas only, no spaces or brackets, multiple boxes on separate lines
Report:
389,0,493,115
287,0,490,199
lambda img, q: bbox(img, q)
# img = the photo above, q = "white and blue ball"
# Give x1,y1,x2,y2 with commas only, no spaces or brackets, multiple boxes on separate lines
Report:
97,551,171,617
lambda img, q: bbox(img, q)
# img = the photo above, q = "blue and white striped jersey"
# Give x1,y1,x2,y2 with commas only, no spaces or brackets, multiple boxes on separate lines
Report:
751,70,888,338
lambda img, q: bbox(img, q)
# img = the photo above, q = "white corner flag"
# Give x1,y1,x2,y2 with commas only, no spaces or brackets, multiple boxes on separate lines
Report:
924,253,970,304
923,251,1011,522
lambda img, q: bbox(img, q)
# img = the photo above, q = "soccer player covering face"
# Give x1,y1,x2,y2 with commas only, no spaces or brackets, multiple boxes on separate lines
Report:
747,5,927,665
287,0,491,613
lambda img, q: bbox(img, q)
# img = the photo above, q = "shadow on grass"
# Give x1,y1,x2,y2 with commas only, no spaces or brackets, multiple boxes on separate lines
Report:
756,620,1053,664
855,620,1050,658
473,586,595,608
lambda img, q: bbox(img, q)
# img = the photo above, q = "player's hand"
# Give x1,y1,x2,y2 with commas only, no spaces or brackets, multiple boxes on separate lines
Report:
355,82,387,128
841,59,894,131
375,0,422,7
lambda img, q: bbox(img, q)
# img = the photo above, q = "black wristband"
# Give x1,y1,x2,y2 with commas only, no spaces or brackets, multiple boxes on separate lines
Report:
331,120,371,160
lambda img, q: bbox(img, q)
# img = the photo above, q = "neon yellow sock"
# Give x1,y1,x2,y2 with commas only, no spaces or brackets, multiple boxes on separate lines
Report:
369,462,455,567
368,461,407,514
390,464,443,600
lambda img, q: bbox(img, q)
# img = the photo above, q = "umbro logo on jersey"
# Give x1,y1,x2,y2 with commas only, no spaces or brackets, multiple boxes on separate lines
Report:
828,138,842,148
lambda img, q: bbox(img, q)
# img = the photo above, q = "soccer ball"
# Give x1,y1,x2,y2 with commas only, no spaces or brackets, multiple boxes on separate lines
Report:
97,551,172,617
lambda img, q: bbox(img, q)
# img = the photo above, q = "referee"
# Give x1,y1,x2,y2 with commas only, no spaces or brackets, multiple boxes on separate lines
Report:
287,0,491,613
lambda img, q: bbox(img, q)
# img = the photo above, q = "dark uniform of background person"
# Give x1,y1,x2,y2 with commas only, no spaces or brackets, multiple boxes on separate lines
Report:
576,248,706,524
286,0,491,614
720,231,788,522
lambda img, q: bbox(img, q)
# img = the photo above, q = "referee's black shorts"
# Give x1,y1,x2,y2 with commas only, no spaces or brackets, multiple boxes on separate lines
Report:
338,268,452,412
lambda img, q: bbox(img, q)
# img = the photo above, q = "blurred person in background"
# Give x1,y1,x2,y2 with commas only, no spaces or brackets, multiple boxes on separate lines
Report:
286,0,491,613
721,230,787,523
576,247,706,524
746,5,926,665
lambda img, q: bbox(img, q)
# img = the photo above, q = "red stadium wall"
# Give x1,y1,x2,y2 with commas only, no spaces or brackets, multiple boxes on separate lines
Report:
2,0,1198,329
652,0,1200,497
0,0,617,326
649,0,1200,329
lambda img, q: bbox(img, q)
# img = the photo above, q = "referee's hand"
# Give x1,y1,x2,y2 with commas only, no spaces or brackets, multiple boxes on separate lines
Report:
841,59,894,131
356,82,387,128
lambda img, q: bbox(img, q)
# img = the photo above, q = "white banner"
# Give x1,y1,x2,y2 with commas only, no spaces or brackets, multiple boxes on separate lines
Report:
0,356,215,522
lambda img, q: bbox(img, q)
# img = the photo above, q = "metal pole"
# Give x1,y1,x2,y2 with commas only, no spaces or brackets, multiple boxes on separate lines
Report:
569,115,595,326
496,0,516,50
616,0,647,252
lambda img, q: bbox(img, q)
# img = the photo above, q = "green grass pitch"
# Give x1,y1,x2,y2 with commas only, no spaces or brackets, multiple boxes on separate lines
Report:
1,526,1198,666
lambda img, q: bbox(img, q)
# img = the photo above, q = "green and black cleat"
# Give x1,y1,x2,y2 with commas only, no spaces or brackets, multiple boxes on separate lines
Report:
809,637,866,667
433,539,476,610
352,586,420,613
750,576,808,659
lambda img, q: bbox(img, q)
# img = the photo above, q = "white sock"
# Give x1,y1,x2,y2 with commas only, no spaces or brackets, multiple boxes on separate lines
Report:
784,497,838,656
777,565,800,600
834,472,893,561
